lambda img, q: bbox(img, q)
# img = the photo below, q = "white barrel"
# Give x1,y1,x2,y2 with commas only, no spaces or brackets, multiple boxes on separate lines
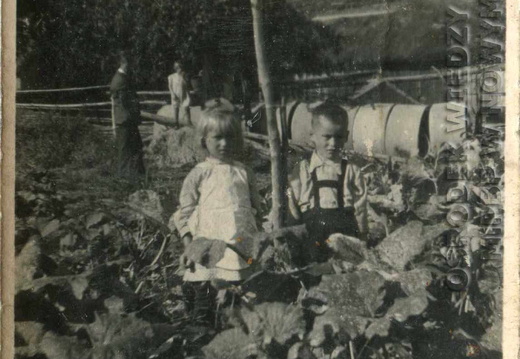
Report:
385,104,427,157
429,103,467,151
352,104,395,156
345,106,360,151
290,102,314,146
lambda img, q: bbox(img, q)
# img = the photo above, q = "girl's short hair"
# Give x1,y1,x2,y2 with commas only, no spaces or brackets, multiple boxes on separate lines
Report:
197,98,243,150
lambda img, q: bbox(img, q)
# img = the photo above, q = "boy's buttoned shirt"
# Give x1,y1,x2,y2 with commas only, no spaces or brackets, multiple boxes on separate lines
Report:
289,152,368,234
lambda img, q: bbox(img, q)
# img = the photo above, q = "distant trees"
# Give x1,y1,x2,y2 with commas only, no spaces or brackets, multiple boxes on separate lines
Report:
17,0,340,91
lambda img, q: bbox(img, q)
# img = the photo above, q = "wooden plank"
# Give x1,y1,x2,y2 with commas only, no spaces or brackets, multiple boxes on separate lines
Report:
17,85,109,93
17,102,111,109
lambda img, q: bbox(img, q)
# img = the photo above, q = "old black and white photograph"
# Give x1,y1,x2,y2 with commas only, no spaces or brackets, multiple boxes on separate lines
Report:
11,0,509,358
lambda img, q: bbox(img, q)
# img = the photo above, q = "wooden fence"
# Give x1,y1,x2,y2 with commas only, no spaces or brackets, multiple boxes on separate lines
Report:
16,86,172,139
16,63,505,140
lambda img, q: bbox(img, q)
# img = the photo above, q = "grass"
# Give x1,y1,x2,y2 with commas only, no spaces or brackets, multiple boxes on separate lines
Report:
16,111,191,209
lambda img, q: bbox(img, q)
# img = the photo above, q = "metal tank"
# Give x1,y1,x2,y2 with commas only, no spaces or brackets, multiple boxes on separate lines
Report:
351,104,395,156
384,104,428,157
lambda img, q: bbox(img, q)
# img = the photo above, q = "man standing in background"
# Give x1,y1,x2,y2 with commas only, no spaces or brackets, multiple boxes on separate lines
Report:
110,51,145,180
168,60,191,127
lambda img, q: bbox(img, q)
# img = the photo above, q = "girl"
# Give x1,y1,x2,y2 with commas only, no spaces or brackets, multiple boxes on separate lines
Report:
172,99,263,320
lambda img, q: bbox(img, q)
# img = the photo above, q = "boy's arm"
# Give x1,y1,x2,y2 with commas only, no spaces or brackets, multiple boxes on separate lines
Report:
351,165,369,236
287,162,308,224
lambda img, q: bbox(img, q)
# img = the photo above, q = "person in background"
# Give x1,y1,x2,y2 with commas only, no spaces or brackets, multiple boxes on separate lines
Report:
288,102,368,263
168,60,191,127
110,51,145,180
171,98,263,323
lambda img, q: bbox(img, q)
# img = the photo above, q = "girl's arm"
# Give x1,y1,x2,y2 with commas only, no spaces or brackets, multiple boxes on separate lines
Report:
172,167,204,241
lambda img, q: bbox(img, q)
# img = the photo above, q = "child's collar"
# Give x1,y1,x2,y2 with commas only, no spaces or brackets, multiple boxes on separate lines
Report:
309,152,345,174
205,157,241,166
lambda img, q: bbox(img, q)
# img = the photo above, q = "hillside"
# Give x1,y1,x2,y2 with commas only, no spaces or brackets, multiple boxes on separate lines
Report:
285,0,505,70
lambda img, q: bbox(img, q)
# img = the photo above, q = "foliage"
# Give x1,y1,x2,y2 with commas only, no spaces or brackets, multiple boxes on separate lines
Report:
17,0,342,90
202,328,258,359
15,113,504,359
16,111,116,173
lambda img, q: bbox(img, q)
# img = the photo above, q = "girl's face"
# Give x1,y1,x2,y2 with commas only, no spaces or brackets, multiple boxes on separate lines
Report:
205,128,236,161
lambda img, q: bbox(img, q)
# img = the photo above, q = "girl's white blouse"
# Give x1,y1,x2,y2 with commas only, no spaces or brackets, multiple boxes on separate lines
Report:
173,157,261,281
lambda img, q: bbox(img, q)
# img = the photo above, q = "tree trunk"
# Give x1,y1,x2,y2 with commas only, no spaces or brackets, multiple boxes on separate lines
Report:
250,0,286,229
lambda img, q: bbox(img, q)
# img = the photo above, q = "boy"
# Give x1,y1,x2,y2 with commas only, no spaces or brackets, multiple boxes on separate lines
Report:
168,60,191,127
288,102,368,262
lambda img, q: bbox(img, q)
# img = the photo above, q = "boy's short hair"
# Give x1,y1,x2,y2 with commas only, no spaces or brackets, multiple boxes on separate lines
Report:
174,60,185,71
197,98,243,150
311,102,348,129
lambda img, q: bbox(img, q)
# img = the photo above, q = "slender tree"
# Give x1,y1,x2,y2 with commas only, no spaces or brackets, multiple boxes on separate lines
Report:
250,0,287,229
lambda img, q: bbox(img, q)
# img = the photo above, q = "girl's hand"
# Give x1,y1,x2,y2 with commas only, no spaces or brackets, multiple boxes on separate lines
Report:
182,233,193,248
180,234,194,271
180,253,195,272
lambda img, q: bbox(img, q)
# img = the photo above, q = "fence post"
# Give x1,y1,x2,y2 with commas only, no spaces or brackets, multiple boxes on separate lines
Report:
110,97,116,138
280,96,289,223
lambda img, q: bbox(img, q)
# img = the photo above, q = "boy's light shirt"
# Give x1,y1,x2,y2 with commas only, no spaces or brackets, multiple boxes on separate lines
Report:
168,72,190,108
289,151,368,233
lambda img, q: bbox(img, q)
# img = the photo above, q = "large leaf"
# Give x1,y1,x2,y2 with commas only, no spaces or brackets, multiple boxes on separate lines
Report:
311,271,386,318
377,221,448,271
231,231,272,263
85,212,108,229
127,190,165,223
87,312,156,359
377,221,424,271
308,309,365,345
395,268,432,296
386,291,429,322
237,302,306,346
364,318,391,340
19,272,91,300
40,331,91,359
15,321,47,357
202,328,259,359
287,342,318,359
15,240,41,293
40,219,61,237
184,238,227,268
326,234,365,265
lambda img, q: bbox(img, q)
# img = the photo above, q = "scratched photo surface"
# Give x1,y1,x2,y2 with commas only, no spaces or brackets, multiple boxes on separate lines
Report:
15,0,505,358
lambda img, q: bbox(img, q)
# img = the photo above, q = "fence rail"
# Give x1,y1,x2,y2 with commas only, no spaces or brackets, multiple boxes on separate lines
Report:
16,85,109,94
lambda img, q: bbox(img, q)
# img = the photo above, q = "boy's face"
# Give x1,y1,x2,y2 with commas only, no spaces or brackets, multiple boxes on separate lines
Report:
311,116,347,161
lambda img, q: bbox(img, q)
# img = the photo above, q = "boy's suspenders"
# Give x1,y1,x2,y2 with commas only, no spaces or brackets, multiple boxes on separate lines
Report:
310,159,348,209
